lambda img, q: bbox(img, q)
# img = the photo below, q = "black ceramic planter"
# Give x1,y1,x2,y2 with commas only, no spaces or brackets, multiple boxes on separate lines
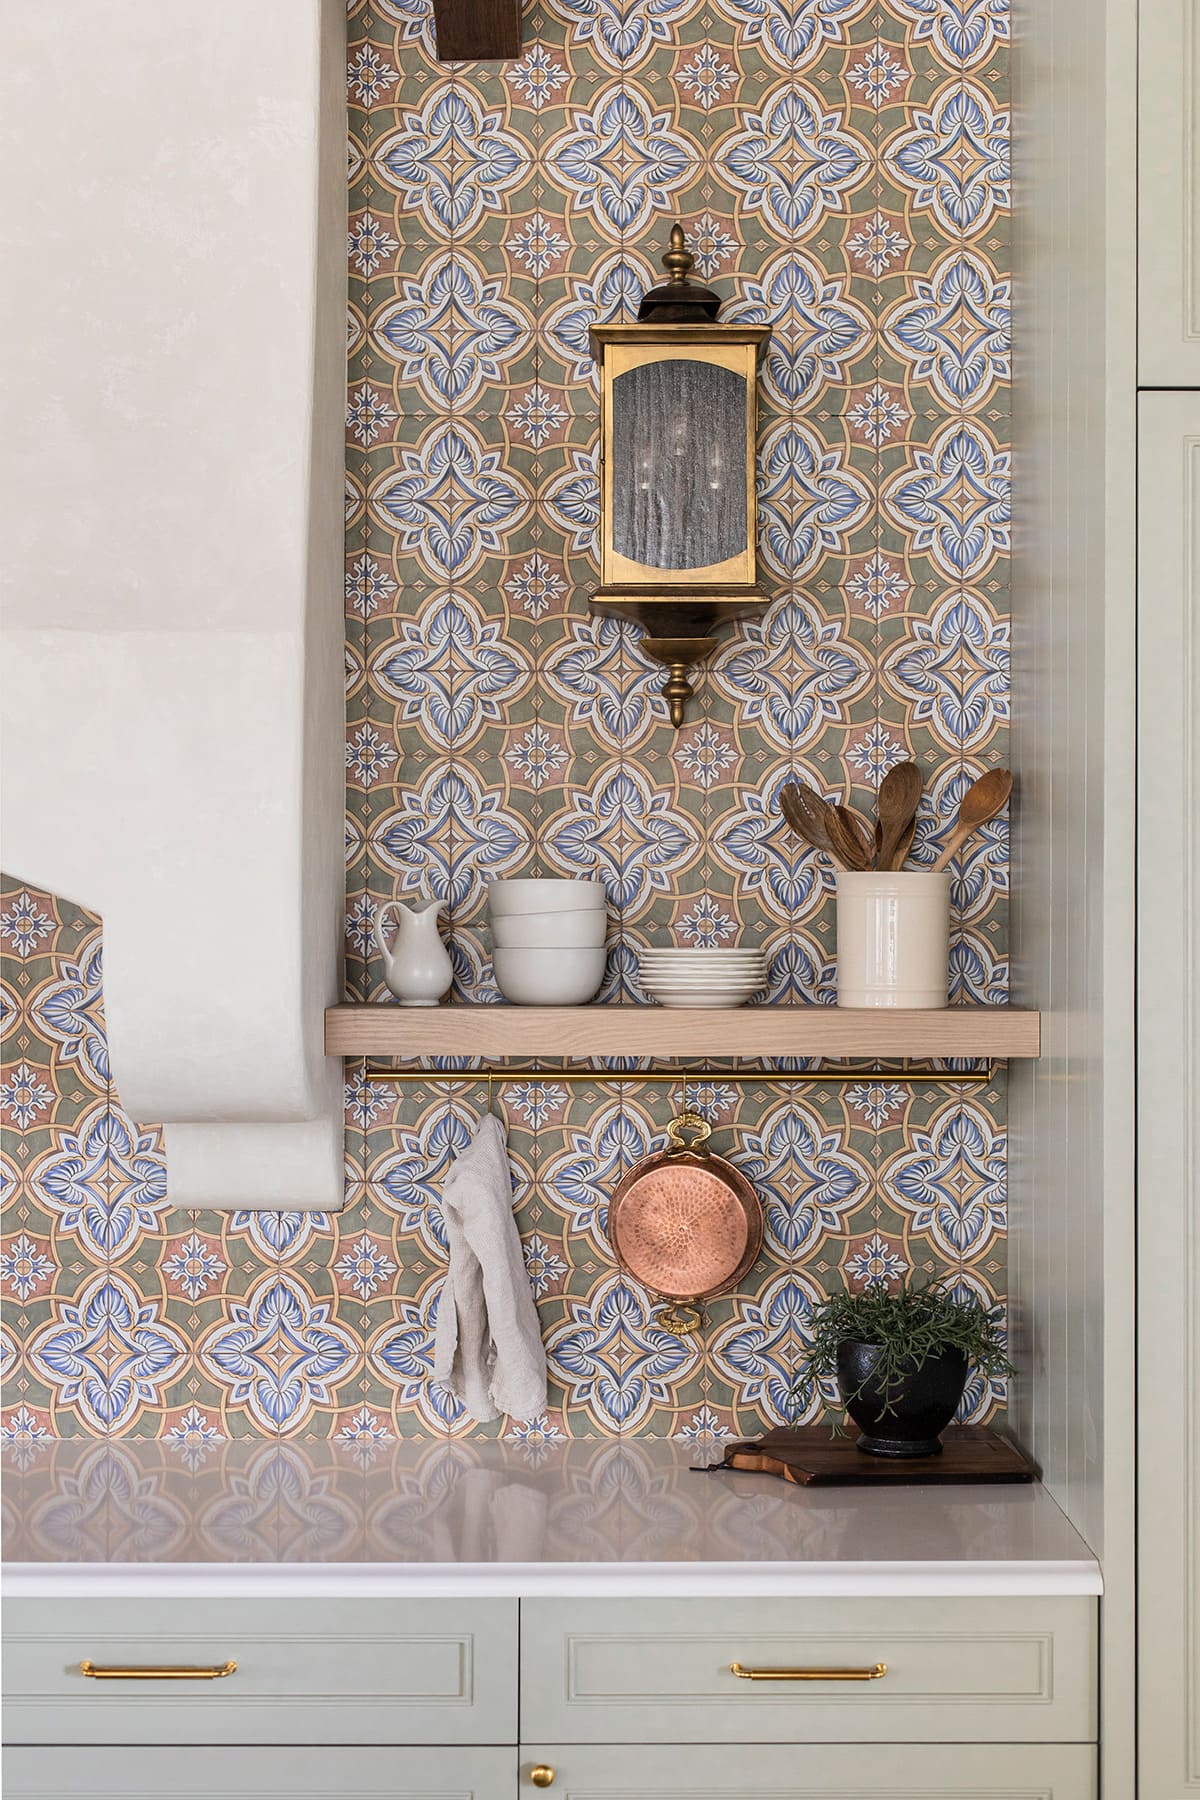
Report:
835,1339,969,1457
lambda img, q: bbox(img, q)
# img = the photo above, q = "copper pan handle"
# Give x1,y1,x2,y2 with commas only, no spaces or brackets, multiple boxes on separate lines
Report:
658,1300,702,1334
666,1110,712,1149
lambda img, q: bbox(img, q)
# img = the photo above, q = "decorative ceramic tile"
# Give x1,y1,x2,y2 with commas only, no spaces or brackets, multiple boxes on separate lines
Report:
1,0,1010,1445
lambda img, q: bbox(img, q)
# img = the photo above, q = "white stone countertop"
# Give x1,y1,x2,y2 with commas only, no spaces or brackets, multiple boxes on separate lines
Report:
2,1436,1102,1598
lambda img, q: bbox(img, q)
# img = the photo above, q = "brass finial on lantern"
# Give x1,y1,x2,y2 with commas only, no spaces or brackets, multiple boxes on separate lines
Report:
663,223,693,283
636,222,721,325
588,220,770,729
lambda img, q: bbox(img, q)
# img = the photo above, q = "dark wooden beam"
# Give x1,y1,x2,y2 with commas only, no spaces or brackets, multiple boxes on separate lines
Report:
431,0,522,60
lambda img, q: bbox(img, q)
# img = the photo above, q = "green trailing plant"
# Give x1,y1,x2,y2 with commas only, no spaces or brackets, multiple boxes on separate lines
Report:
789,1280,1015,1425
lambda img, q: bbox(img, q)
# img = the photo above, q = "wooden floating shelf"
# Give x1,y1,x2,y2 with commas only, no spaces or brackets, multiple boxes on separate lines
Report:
325,1005,1040,1062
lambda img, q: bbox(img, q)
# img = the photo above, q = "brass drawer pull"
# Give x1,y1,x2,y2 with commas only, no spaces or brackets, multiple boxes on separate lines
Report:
80,1660,238,1681
730,1660,887,1682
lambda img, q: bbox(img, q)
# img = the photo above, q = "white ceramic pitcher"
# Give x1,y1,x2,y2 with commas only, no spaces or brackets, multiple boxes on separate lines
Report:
374,897,453,1006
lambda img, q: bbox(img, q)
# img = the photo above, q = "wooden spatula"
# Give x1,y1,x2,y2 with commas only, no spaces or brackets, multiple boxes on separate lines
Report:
780,782,846,868
828,803,874,871
930,769,1013,872
876,761,922,871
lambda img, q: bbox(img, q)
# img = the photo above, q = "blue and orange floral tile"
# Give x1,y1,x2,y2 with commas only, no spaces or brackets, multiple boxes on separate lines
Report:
1,0,1011,1445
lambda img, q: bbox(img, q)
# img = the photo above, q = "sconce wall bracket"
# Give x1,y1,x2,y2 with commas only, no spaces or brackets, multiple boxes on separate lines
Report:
590,592,766,728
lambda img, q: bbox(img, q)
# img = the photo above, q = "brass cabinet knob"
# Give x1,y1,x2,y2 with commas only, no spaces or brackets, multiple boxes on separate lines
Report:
530,1766,556,1789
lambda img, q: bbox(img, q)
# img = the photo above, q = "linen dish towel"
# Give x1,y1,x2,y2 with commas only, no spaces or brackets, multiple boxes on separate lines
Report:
432,1111,548,1423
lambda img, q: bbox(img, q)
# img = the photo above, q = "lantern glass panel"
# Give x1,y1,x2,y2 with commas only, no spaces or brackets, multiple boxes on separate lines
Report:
611,358,747,572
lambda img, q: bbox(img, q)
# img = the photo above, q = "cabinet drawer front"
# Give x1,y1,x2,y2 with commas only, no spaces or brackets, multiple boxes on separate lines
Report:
3,1598,517,1746
521,1597,1096,1744
4,1747,511,1799
518,1743,1096,1797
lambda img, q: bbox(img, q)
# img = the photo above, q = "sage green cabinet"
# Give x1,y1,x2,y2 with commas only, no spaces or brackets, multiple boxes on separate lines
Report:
2,1589,1099,1799
2,1596,517,1746
0,1742,1104,1800
3,1746,511,1799
520,1595,1096,1745
516,1743,1097,1797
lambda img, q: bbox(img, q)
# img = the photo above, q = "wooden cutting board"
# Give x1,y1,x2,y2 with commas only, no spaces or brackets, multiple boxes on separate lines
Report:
709,1425,1037,1486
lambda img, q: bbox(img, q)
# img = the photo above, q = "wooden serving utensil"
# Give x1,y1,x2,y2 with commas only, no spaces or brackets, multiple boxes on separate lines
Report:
828,803,874,871
930,768,1013,872
891,814,919,872
849,805,877,864
780,782,847,868
875,761,922,872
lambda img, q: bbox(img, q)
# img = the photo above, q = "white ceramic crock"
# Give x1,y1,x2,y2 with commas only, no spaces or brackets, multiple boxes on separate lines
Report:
835,871,951,1009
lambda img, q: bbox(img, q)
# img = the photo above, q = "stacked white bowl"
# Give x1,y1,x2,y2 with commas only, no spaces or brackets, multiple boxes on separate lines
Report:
639,946,768,1009
488,878,608,1005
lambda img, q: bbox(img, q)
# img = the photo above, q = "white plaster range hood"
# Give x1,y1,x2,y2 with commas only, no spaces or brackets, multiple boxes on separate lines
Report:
0,1,347,1210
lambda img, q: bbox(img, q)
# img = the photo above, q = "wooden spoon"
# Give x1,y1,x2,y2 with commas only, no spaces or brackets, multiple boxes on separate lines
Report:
891,815,919,873
930,769,1013,872
828,803,874,871
779,782,847,868
876,761,922,872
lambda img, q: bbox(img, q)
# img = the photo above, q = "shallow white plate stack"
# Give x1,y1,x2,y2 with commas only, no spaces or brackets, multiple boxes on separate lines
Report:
638,947,768,1009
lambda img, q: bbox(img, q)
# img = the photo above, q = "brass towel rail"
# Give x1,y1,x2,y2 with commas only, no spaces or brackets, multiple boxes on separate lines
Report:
362,1064,994,1089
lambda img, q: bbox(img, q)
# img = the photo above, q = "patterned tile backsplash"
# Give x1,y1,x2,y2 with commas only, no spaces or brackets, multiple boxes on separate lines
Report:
1,0,1009,1452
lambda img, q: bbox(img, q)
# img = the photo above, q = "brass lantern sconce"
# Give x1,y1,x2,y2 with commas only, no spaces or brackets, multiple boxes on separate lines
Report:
589,223,771,728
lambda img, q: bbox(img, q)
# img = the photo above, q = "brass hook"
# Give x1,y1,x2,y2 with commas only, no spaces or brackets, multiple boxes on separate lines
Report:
678,1074,707,1127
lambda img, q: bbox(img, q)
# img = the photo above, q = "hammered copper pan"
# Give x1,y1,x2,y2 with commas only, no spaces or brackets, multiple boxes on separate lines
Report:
608,1112,763,1332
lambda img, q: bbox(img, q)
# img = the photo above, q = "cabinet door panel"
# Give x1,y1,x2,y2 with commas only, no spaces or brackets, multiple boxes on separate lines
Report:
1137,391,1200,1797
517,1743,1095,1798
2,1596,517,1746
2,1747,513,1799
1139,0,1200,383
521,1596,1095,1744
